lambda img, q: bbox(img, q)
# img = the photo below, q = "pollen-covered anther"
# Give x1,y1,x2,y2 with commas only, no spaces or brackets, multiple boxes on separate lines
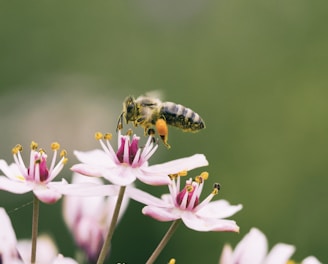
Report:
212,182,221,195
186,185,194,193
51,142,60,151
104,133,112,140
169,170,188,180
95,132,103,140
168,258,176,264
30,141,38,150
38,148,46,155
12,144,23,154
200,171,209,180
60,149,67,158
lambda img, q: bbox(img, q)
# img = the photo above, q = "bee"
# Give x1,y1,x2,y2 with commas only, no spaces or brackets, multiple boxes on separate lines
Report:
117,94,205,148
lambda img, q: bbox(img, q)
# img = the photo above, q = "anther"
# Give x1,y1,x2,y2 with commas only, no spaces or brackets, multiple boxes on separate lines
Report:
60,150,67,158
51,142,60,151
212,182,221,195
186,185,194,193
95,132,103,140
12,144,23,154
126,129,133,136
168,259,176,264
200,171,209,180
104,133,112,140
30,141,38,150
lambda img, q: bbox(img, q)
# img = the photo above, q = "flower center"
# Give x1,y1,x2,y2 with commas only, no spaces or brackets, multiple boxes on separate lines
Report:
176,182,199,209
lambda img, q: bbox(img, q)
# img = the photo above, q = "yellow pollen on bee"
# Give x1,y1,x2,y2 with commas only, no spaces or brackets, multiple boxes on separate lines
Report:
95,132,103,140
51,142,60,151
104,133,112,140
12,144,23,154
30,141,38,150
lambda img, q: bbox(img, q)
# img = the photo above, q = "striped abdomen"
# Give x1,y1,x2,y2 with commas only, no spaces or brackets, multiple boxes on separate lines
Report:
160,102,205,132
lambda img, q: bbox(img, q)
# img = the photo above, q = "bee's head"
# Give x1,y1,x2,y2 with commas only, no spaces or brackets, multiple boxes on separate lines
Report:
123,96,137,122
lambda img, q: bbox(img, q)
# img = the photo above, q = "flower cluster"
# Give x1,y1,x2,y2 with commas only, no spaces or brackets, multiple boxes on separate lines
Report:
0,112,322,263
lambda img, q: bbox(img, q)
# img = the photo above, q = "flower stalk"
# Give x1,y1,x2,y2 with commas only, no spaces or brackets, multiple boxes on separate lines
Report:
31,194,40,264
97,185,126,264
146,219,181,264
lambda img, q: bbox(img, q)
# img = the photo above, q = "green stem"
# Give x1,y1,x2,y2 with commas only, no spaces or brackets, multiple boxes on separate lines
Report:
146,219,181,264
31,194,40,264
97,186,126,264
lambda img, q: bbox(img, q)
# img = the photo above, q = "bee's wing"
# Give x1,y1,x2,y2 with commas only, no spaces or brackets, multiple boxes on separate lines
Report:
144,90,165,101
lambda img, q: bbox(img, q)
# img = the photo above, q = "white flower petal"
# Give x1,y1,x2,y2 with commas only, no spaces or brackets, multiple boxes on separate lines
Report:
144,154,208,176
73,149,115,166
0,176,32,194
49,179,119,197
52,254,78,264
33,185,62,204
181,212,240,232
219,244,233,264
137,170,171,185
196,200,242,219
71,163,108,178
126,186,169,207
0,208,19,263
102,166,136,186
302,256,322,264
0,160,23,179
264,243,295,264
232,228,268,264
142,205,180,222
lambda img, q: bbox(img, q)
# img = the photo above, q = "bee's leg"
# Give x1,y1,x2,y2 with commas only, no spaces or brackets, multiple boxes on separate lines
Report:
156,119,171,149
116,112,124,132
147,128,157,144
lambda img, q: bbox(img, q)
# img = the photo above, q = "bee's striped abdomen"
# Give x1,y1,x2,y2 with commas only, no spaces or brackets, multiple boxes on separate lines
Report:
160,102,205,132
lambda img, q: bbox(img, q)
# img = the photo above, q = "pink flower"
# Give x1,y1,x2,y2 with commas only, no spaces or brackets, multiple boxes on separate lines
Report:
63,173,129,263
0,208,22,264
133,172,242,232
219,228,322,264
0,142,68,204
71,131,208,186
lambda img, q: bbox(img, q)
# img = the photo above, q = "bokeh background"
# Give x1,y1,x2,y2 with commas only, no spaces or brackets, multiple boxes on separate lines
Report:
1,1,328,263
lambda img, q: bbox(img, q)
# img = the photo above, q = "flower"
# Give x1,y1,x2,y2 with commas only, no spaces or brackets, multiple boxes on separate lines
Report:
0,207,77,264
71,131,209,186
219,227,322,264
0,141,68,203
63,173,129,263
136,172,242,232
0,207,22,264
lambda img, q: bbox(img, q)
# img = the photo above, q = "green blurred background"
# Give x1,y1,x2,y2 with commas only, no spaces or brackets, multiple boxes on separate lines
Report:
1,1,328,263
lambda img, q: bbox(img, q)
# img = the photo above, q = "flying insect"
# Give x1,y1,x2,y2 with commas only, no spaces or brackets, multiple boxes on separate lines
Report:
117,94,205,148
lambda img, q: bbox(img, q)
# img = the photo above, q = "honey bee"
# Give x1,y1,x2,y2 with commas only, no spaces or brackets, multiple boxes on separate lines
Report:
117,94,205,148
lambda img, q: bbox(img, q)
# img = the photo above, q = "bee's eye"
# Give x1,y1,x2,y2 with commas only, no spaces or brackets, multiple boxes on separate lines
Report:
127,103,134,112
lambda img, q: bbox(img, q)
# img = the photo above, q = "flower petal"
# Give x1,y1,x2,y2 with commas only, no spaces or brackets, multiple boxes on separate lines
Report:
232,228,268,264
73,149,115,167
0,176,32,194
143,154,208,176
264,243,295,264
196,200,243,219
33,185,62,204
102,166,137,186
142,205,180,222
52,254,78,264
126,186,169,207
219,244,233,264
49,179,119,197
0,208,19,263
71,163,107,178
181,212,240,232
302,256,322,264
137,170,171,186
0,160,23,180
